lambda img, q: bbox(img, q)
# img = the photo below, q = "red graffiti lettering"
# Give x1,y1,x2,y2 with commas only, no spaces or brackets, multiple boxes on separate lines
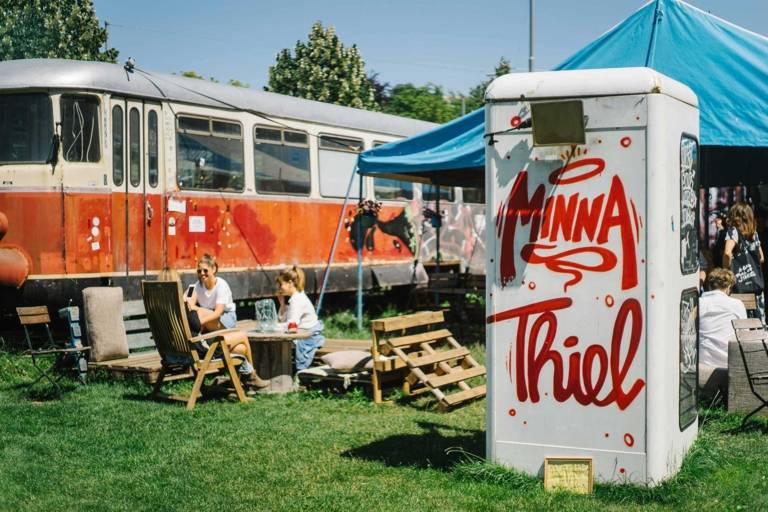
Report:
487,297,645,410
548,157,605,185
498,164,638,290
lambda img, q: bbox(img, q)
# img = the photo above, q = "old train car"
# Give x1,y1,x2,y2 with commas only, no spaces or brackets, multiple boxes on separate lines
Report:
0,59,486,311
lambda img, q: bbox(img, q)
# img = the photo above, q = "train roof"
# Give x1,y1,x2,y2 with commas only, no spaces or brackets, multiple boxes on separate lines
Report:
0,59,437,138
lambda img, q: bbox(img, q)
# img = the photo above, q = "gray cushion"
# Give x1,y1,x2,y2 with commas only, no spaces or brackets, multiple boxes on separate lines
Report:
83,287,128,362
321,350,372,372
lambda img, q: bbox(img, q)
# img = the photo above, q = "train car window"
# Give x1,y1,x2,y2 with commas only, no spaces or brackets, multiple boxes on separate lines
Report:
129,107,141,187
253,125,310,195
111,105,124,186
374,178,413,201
319,134,363,199
255,127,281,142
178,116,209,133
61,95,100,163
212,120,241,137
176,115,244,192
461,186,485,204
423,184,454,202
371,140,412,200
319,135,363,152
284,131,308,145
0,93,53,163
147,110,159,188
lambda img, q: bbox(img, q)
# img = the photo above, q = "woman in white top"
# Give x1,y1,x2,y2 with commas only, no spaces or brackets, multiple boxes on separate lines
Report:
699,267,747,370
276,266,324,370
185,254,266,388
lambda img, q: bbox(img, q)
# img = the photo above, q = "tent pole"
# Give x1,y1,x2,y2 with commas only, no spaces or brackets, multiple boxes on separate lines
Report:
356,177,364,330
316,166,358,316
434,185,441,306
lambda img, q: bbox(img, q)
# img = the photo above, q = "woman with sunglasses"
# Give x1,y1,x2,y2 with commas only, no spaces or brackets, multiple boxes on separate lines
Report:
185,253,267,389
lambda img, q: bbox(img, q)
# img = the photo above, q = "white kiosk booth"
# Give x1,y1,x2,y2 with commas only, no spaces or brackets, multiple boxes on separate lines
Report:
485,68,700,485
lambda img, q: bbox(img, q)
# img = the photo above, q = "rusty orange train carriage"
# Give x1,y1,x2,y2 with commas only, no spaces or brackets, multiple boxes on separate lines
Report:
0,59,487,312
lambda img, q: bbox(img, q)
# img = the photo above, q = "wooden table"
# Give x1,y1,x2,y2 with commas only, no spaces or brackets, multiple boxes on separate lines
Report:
246,329,311,394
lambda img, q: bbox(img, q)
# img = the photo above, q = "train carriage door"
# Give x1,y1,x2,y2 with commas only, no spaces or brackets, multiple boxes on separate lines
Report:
126,100,146,275
109,97,128,275
144,103,163,272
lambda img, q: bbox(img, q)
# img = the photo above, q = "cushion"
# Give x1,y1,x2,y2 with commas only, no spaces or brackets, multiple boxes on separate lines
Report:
83,287,129,362
321,350,372,372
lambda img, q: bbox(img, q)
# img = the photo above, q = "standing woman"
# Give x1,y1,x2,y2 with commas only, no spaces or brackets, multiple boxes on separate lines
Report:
723,202,765,321
186,253,267,389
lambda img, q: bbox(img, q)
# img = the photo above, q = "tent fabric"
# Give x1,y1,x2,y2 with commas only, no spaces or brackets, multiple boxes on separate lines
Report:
356,0,768,184
356,108,485,186
556,0,768,147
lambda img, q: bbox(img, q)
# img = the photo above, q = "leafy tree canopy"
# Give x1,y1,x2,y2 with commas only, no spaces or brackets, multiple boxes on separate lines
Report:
268,21,376,110
462,57,512,113
383,83,456,124
0,0,117,62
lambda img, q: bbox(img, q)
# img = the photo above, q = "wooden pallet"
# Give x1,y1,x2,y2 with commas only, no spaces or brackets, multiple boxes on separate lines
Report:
371,310,486,410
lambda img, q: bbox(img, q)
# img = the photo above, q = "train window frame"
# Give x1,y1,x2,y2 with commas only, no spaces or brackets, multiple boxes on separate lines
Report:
147,110,159,188
253,124,311,196
111,104,124,186
423,184,455,202
175,113,245,193
318,133,364,199
129,107,141,187
0,92,54,164
461,186,485,204
60,94,102,163
372,140,414,201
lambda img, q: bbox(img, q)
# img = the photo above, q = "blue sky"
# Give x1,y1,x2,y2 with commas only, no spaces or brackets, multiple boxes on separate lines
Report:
93,0,767,94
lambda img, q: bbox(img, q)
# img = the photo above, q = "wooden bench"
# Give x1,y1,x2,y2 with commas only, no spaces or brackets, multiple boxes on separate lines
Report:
89,299,255,384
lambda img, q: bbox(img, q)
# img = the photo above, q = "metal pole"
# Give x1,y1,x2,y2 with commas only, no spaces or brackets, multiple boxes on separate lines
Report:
316,165,359,315
356,177,364,331
434,185,441,306
529,0,535,72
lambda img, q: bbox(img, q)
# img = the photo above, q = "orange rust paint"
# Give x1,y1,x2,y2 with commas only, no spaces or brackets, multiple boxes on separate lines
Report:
0,191,422,276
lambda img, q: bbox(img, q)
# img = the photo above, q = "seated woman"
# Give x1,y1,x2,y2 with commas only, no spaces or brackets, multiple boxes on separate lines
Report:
699,267,747,400
275,266,325,370
185,254,267,389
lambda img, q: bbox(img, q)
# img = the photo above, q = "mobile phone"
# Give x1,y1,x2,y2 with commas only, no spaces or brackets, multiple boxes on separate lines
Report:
186,285,194,298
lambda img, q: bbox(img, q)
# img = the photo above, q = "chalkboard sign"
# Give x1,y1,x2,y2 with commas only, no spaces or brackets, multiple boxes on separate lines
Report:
679,288,698,430
680,136,699,274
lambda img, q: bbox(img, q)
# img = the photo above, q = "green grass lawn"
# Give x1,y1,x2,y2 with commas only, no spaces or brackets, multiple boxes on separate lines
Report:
2,351,767,512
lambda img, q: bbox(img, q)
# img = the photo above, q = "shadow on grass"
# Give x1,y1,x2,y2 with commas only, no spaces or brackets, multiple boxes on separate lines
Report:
342,420,484,470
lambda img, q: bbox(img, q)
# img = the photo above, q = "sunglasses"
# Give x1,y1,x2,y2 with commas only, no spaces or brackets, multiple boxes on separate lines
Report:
197,268,210,275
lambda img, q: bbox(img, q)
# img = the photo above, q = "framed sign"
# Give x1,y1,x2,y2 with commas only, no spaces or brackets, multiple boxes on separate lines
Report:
544,457,594,494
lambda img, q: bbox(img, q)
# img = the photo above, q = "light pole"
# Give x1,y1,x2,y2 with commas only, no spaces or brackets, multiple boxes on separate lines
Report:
529,0,535,72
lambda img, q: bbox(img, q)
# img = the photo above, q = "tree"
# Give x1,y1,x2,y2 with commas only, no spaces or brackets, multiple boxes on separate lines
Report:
383,83,456,123
462,57,512,113
267,22,376,110
367,71,390,109
0,0,117,62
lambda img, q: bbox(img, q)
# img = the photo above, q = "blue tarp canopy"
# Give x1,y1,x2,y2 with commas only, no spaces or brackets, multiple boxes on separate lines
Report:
357,0,768,185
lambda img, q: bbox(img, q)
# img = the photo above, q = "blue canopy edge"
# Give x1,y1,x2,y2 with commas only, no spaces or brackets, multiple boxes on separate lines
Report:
357,0,768,185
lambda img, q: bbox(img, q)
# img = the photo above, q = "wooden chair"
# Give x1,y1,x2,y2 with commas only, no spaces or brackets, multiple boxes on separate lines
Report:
370,310,486,410
732,293,758,316
731,318,768,428
141,280,249,410
16,306,90,396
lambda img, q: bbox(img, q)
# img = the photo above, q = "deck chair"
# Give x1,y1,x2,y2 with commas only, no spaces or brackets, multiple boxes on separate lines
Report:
731,318,768,428
141,280,249,410
16,306,90,396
